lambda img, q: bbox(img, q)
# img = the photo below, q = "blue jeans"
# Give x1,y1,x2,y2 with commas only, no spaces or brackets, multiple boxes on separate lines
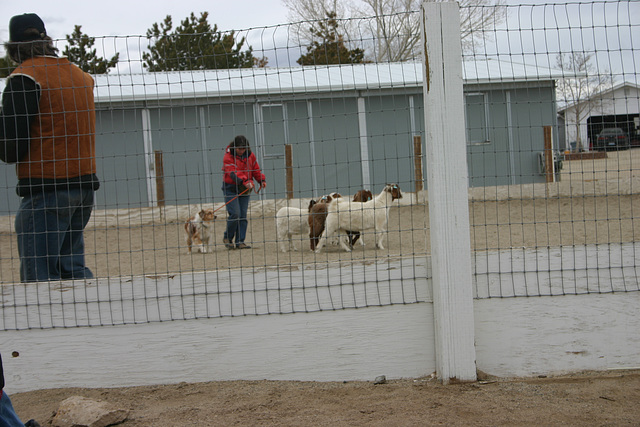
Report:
15,188,94,282
223,191,251,245
0,391,24,427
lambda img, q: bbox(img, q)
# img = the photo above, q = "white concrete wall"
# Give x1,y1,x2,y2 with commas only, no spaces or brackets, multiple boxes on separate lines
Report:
1,304,436,394
475,293,640,377
2,277,638,393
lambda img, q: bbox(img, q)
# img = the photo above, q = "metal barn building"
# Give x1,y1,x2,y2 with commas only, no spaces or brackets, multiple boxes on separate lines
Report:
1,60,561,212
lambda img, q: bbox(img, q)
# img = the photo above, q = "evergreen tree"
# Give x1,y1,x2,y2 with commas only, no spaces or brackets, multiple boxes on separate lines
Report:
143,12,257,71
297,12,366,66
63,25,119,74
0,55,16,78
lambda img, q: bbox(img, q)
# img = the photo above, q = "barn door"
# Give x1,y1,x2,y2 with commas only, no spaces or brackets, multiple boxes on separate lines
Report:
254,103,288,199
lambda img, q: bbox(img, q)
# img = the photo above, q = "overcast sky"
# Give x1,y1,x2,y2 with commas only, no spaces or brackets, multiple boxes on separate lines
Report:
0,0,290,40
0,0,612,41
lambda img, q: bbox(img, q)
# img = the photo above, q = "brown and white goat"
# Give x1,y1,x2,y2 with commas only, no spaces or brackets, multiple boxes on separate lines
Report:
314,184,402,253
307,193,341,251
348,189,374,247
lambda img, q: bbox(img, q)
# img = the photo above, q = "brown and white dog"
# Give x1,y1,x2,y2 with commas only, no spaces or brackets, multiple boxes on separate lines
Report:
185,208,217,253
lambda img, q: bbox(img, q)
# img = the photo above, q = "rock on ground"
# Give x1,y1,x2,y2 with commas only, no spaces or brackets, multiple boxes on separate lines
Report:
52,396,128,427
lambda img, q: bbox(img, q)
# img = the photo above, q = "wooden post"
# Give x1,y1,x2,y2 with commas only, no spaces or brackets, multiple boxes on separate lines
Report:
154,150,165,207
285,144,294,200
544,126,554,183
413,136,424,193
422,2,477,384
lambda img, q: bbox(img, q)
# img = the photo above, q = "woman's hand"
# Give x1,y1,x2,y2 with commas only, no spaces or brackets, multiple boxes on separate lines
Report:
259,181,267,191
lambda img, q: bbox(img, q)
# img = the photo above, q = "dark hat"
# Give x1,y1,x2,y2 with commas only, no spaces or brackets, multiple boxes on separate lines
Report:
9,13,47,42
232,135,250,148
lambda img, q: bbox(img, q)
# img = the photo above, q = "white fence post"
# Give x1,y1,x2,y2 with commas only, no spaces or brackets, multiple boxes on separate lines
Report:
421,1,477,383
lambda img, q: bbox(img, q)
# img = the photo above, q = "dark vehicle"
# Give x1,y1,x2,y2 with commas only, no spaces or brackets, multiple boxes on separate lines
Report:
594,128,630,151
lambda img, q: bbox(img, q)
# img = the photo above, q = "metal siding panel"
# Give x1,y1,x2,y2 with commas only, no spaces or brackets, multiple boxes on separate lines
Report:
510,87,557,182
149,107,205,205
285,101,314,197
94,109,148,209
365,95,414,192
468,91,512,187
312,98,361,196
466,87,555,187
258,104,288,200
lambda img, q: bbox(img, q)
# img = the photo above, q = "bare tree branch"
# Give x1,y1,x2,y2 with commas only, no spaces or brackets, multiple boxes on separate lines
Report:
556,53,615,151
282,0,507,62
282,0,354,44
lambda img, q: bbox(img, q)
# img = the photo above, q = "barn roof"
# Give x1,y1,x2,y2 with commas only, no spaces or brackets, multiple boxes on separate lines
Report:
0,60,563,104
90,59,563,104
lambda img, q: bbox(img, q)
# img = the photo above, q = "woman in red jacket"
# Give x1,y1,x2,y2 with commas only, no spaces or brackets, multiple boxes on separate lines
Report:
221,136,266,249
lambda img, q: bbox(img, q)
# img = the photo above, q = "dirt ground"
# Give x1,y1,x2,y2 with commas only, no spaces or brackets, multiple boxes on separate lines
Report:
0,195,638,282
10,370,640,426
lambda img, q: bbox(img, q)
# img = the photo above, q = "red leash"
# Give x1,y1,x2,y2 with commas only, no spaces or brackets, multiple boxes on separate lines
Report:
213,187,251,213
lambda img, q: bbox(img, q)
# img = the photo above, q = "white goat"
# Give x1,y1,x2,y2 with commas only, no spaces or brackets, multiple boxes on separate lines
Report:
276,206,311,252
314,184,403,253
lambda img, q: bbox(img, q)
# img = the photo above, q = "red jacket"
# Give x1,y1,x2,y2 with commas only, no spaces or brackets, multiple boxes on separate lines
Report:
222,145,265,191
